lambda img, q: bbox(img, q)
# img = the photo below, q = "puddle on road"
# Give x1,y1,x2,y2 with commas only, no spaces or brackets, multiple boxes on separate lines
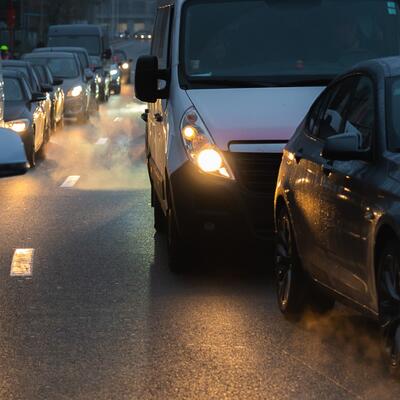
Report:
45,84,149,191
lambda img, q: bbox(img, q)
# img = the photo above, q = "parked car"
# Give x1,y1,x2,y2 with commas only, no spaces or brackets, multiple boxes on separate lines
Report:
23,52,91,123
113,49,132,84
274,56,400,376
47,24,112,102
2,60,52,136
3,70,48,167
134,31,152,40
108,63,122,95
34,46,99,112
135,0,400,272
32,64,65,130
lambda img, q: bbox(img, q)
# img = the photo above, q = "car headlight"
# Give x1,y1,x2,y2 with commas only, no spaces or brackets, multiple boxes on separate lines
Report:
96,76,102,83
122,62,129,70
67,86,83,97
5,119,29,133
110,69,119,76
147,35,152,39
180,107,234,180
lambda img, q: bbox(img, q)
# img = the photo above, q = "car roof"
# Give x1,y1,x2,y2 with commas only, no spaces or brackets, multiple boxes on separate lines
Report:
2,60,31,67
34,46,89,54
48,24,102,35
348,57,400,79
23,51,75,59
2,70,25,79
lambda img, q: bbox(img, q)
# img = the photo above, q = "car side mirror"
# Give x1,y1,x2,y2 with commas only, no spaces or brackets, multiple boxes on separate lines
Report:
84,69,94,81
102,49,112,60
53,78,63,85
31,92,47,102
41,83,53,93
135,55,169,103
322,132,370,161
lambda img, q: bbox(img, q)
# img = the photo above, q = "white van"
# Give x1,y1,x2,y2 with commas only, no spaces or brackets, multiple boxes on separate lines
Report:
135,0,400,272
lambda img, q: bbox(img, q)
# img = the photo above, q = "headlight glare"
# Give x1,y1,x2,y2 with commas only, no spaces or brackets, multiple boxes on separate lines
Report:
110,69,118,76
67,85,83,97
180,108,234,180
122,63,129,70
5,119,29,133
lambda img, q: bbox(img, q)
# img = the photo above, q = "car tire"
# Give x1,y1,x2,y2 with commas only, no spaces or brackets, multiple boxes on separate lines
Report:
167,206,189,274
275,206,309,317
378,239,400,378
153,188,166,233
25,131,36,168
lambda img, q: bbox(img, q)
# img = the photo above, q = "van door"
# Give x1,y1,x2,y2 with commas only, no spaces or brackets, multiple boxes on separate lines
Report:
148,6,172,206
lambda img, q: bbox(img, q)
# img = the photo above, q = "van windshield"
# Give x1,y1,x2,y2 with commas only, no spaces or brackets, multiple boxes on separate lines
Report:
48,35,100,56
182,0,400,87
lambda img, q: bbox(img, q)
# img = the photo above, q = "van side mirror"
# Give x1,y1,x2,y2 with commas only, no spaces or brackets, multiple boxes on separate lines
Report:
322,132,370,161
135,55,169,103
103,49,112,60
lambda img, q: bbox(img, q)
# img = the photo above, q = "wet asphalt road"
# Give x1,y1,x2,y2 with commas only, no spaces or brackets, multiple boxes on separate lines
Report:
0,41,400,399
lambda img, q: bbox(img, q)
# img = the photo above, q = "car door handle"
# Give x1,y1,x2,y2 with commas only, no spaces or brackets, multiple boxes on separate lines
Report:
154,113,163,123
294,148,303,163
321,163,334,176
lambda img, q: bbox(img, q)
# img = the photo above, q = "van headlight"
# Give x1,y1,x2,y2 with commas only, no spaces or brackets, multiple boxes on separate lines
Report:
5,119,29,133
180,107,234,180
67,86,83,97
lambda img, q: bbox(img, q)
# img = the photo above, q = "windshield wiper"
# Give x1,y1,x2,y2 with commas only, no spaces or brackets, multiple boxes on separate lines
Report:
187,78,283,88
282,78,332,87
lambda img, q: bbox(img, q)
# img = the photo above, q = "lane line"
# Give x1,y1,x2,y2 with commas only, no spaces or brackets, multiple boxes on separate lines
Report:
95,138,109,145
10,249,34,277
60,175,80,188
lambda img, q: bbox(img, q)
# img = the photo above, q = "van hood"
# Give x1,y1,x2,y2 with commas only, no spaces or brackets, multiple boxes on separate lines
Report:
186,87,324,151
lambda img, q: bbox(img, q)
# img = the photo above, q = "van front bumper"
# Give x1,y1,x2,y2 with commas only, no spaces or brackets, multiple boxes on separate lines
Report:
169,152,282,243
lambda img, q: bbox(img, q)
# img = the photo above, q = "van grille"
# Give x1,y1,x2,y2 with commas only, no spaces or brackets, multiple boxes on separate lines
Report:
224,152,283,195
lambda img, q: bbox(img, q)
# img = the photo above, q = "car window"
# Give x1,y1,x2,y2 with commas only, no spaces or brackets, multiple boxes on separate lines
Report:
151,7,171,69
344,76,375,150
318,77,357,140
307,91,331,136
4,78,25,101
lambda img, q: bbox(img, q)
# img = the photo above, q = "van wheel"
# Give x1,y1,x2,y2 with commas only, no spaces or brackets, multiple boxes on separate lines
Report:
167,206,189,273
275,206,309,317
378,239,400,377
153,189,166,233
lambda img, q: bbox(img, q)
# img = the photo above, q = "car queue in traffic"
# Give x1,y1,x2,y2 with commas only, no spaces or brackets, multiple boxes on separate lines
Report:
0,24,131,171
136,0,400,378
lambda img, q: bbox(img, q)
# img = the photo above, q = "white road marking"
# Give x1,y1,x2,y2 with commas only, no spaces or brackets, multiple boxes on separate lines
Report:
60,175,80,188
95,138,109,145
10,249,34,277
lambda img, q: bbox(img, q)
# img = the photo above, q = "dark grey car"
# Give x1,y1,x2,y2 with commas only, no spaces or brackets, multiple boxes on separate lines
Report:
274,57,400,376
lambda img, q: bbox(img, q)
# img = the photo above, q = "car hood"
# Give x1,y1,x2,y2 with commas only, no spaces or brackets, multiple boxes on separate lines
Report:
61,77,84,94
186,87,324,151
4,102,30,122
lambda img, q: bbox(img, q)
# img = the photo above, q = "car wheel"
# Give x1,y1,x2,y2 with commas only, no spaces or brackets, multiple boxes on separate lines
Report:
26,132,36,168
275,206,309,316
153,188,166,233
378,239,400,377
167,205,189,273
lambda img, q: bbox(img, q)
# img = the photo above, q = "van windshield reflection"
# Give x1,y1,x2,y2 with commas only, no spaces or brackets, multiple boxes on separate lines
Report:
182,0,400,87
